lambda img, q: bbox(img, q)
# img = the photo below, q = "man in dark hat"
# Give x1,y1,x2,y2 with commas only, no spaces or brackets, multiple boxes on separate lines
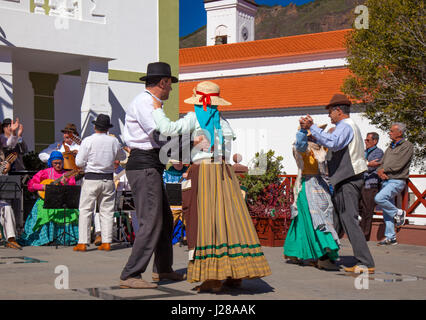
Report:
73,114,127,252
39,123,80,163
119,62,185,289
300,93,375,274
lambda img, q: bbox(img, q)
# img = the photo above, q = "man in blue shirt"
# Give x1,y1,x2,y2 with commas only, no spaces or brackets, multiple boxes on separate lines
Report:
360,132,383,241
300,93,375,274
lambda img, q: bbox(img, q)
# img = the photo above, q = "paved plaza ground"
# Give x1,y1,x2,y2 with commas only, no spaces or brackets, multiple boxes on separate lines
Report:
1,238,425,304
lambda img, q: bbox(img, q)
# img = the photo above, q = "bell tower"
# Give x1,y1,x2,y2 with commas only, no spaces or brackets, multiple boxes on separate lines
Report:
204,0,258,46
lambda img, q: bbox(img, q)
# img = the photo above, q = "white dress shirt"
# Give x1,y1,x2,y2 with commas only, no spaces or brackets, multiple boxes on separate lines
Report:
76,133,126,174
39,141,80,163
123,90,163,150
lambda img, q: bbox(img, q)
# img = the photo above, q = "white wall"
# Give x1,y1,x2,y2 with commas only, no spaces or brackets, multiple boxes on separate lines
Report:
11,66,34,150
107,79,145,144
54,74,82,142
225,109,389,172
0,0,159,73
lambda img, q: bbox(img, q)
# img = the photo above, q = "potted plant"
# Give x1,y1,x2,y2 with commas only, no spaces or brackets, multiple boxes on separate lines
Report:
238,150,293,247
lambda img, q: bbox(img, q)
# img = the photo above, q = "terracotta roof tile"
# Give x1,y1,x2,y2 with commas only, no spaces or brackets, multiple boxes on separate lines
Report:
180,29,350,67
179,68,351,113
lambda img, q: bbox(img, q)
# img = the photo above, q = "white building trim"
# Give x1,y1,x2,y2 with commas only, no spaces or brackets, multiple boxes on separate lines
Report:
179,57,348,81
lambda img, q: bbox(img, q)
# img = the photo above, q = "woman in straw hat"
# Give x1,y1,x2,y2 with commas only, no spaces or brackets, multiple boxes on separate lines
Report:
151,80,271,292
283,125,340,270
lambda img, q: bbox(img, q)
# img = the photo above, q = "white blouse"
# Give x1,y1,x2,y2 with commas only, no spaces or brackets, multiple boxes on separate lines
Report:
152,108,236,163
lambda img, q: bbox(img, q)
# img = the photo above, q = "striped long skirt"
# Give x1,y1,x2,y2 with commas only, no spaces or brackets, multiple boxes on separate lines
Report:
187,160,271,283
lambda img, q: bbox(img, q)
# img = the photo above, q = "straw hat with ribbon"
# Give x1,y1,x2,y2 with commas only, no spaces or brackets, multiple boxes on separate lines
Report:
184,81,232,110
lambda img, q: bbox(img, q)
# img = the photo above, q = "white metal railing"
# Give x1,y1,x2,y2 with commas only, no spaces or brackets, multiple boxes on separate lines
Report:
0,0,105,23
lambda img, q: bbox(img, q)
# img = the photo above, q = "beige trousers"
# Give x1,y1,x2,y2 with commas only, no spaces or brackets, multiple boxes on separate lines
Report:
78,179,115,244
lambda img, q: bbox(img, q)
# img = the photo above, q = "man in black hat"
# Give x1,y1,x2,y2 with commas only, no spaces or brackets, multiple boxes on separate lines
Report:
119,62,185,289
300,93,375,274
73,114,126,252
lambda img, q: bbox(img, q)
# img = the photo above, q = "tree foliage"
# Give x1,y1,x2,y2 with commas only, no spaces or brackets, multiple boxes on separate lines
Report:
343,0,425,167
238,150,284,203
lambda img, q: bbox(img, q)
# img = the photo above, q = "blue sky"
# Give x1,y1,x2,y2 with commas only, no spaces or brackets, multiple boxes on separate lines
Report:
179,0,316,37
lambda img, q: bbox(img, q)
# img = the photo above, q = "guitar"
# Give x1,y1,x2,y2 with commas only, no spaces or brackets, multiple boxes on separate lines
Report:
62,133,82,170
69,133,82,145
0,152,18,176
38,168,82,199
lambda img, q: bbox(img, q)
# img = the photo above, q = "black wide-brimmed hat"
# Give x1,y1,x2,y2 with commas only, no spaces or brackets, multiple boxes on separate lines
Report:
139,62,178,83
92,114,113,130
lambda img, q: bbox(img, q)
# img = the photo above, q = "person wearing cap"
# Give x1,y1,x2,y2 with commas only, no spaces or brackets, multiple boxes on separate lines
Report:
119,62,185,290
19,151,79,246
300,93,375,274
150,80,272,293
38,123,80,163
284,124,340,271
375,123,413,246
73,114,126,252
1,118,27,171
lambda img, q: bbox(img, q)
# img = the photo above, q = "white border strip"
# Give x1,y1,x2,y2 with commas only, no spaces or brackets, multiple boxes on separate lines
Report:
179,58,348,81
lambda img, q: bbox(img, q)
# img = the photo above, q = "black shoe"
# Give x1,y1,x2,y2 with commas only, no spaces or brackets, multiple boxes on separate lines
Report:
377,238,397,246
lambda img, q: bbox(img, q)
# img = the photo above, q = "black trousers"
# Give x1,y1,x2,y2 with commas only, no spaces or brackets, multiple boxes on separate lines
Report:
333,176,375,268
359,186,379,241
120,168,174,280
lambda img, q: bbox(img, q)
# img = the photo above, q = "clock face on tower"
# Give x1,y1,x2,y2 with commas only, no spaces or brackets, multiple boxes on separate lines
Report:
241,27,249,41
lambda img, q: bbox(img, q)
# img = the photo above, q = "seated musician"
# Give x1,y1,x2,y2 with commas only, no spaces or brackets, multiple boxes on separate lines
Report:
19,151,79,246
38,123,80,165
0,144,21,249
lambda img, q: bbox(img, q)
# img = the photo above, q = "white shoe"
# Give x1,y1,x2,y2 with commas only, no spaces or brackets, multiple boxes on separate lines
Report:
394,209,406,228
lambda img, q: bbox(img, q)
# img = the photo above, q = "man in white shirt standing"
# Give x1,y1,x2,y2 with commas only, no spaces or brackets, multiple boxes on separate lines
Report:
73,114,126,252
119,62,185,289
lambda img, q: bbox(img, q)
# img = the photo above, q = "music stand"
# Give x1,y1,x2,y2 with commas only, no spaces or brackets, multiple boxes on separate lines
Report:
44,185,81,248
114,191,134,246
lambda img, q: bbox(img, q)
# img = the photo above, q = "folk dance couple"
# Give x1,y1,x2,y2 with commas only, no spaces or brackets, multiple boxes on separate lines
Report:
285,94,375,274
119,62,271,292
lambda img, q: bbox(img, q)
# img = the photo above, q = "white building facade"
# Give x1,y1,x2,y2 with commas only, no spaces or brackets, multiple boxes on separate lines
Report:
0,0,179,152
204,0,257,46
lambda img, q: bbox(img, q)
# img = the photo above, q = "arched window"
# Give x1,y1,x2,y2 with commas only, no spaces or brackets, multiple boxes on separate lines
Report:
215,25,228,45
